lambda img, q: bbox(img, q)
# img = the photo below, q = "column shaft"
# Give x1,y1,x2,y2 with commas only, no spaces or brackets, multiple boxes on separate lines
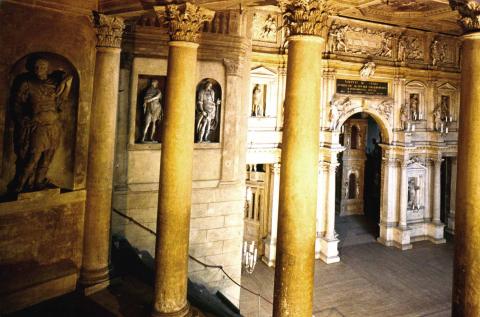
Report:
263,163,281,266
399,163,408,228
452,33,480,316
273,35,323,317
326,164,336,240
81,47,121,286
152,41,198,317
432,159,442,223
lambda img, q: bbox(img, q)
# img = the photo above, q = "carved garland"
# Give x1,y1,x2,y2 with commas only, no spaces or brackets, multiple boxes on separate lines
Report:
278,0,334,36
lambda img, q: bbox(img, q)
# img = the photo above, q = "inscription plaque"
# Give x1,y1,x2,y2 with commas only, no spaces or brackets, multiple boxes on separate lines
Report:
337,79,388,96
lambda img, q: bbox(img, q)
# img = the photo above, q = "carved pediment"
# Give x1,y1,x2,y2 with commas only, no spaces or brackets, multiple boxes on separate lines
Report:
250,66,277,79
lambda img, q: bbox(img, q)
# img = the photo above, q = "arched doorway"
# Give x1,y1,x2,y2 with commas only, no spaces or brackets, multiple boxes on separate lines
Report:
336,113,382,247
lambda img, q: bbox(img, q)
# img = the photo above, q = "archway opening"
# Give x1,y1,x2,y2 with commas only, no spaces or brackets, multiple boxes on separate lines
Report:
336,113,382,247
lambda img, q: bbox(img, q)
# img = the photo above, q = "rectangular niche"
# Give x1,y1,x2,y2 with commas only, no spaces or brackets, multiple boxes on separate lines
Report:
135,75,166,144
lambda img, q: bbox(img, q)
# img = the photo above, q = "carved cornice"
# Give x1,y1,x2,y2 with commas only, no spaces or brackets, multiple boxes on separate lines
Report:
449,0,480,33
91,11,124,48
278,0,334,37
154,3,215,43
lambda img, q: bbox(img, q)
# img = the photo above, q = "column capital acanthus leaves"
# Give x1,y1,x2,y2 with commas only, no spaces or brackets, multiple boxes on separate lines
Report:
223,58,243,77
449,0,480,33
91,11,125,48
278,0,335,37
155,2,215,43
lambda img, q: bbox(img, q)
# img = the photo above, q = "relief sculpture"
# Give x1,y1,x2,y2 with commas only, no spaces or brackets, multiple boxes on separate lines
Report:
9,57,73,193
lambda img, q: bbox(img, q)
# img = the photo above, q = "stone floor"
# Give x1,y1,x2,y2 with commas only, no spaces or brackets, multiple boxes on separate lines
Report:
240,215,454,317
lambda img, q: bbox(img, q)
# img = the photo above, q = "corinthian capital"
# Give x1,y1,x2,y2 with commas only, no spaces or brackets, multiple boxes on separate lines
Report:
278,0,334,37
91,11,124,48
449,0,480,32
155,2,215,43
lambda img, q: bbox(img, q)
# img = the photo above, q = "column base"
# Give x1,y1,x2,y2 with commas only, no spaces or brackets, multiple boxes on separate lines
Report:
262,236,276,267
79,266,111,295
392,226,412,250
152,303,191,317
319,237,340,264
427,221,446,244
377,221,395,247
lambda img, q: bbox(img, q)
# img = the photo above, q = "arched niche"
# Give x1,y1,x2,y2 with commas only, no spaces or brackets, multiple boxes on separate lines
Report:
405,80,427,121
3,52,79,194
437,82,458,121
195,78,222,143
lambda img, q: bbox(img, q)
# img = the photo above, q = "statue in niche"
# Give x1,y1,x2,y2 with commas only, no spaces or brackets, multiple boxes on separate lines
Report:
441,95,450,118
9,58,73,193
409,94,419,120
408,177,421,210
400,103,410,130
196,80,221,143
360,61,376,79
344,181,349,199
140,79,163,143
433,105,443,131
252,84,265,117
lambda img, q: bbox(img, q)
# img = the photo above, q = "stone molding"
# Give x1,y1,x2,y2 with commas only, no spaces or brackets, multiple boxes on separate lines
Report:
278,0,334,37
91,11,124,48
450,0,480,32
155,2,215,43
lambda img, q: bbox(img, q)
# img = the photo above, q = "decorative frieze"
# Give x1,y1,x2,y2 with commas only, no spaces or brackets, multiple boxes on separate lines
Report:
449,0,480,32
91,11,124,48
327,23,396,58
278,0,334,36
155,3,215,43
253,12,279,42
398,35,424,62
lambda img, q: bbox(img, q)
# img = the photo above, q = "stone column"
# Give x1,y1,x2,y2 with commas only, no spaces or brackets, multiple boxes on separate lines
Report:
398,161,408,228
428,157,445,243
447,157,457,234
319,160,340,264
273,2,331,316
378,148,398,247
393,159,411,250
151,4,214,317
432,158,442,223
450,2,480,314
315,160,328,259
263,163,281,267
81,13,124,291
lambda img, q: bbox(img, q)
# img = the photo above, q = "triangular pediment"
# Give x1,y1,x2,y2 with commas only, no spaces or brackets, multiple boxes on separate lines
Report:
438,82,457,91
250,66,277,78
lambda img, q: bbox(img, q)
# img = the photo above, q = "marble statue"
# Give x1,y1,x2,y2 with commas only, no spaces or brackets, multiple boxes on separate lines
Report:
9,58,73,193
433,105,443,131
409,94,419,120
360,61,376,79
441,95,450,117
141,79,163,143
398,37,407,62
408,178,421,210
344,181,349,199
252,84,264,117
328,101,339,130
196,80,220,142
